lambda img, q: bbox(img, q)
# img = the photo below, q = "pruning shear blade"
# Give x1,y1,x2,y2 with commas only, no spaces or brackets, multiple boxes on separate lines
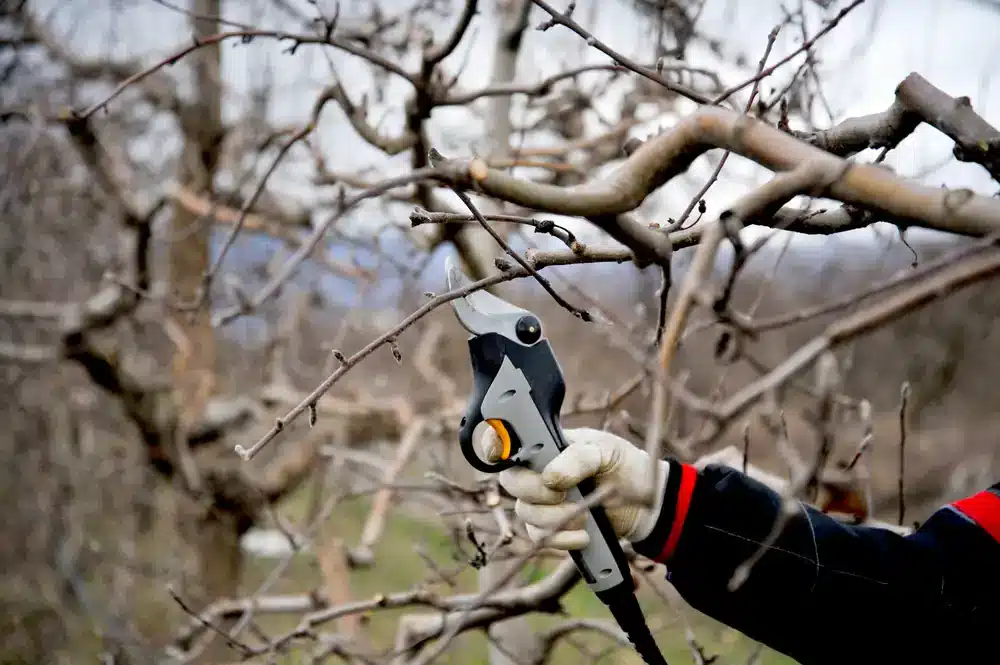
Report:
445,256,531,338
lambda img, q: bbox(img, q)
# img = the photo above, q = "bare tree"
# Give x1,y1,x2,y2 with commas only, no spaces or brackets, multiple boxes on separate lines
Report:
3,0,1000,664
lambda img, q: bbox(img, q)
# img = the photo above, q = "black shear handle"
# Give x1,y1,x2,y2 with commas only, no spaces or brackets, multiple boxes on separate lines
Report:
458,332,527,474
458,330,572,474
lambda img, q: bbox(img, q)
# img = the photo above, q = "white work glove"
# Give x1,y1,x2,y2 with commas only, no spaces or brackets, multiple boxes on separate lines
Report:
479,427,670,550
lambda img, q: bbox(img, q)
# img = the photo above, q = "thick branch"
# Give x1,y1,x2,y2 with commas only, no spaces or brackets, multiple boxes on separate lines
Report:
433,104,1000,239
798,72,1000,181
794,99,919,157
895,72,1000,180
423,0,478,66
328,81,419,155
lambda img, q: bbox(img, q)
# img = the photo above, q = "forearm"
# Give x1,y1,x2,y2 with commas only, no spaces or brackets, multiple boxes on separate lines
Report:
630,461,941,664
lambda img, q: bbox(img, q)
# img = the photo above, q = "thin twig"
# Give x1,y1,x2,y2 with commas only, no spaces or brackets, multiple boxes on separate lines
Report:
531,0,713,106
447,181,593,321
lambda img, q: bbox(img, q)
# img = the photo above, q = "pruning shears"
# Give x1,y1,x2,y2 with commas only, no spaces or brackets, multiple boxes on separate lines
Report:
445,258,670,665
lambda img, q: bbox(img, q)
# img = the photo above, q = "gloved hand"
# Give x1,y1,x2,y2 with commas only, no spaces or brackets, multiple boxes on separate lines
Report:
479,426,670,550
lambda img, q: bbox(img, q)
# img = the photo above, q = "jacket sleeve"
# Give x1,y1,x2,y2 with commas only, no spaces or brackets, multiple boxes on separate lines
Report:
631,460,1000,665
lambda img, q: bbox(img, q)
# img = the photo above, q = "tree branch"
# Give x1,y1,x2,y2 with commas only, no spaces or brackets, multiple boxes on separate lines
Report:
433,102,1000,238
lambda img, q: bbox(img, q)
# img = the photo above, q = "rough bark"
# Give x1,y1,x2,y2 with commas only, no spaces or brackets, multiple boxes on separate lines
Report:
164,2,230,661
167,0,224,486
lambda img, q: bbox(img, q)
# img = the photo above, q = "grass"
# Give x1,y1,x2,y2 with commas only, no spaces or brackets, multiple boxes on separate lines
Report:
241,487,800,665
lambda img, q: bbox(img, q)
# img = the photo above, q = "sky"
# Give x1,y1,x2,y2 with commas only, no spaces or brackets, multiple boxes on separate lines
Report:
23,0,1000,319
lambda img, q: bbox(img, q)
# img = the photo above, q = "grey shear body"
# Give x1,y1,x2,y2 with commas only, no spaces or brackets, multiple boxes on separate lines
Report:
445,258,670,665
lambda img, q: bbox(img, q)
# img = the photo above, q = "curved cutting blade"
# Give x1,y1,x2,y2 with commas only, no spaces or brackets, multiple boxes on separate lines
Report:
445,256,534,340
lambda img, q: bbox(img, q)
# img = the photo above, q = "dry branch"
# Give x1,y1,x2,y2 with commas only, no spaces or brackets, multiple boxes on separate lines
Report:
353,417,428,565
74,27,420,119
165,183,373,280
172,558,580,659
801,72,1000,180
696,242,1000,447
316,538,363,640
432,102,1000,239
530,0,714,106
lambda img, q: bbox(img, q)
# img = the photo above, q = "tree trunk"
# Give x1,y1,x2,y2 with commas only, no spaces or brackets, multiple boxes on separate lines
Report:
167,0,223,483
473,4,546,665
177,494,246,664
449,0,524,287
165,2,232,662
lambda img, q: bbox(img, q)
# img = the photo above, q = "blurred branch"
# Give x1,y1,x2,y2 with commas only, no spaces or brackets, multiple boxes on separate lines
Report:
73,26,420,119
60,112,152,224
728,229,1000,332
326,80,419,155
411,320,459,403
403,485,617,665
165,184,381,281
439,63,631,105
213,167,442,325
315,537,364,645
352,417,428,565
538,618,633,660
172,557,580,658
531,0,715,105
19,7,184,113
711,0,865,106
0,341,59,362
423,0,478,66
694,242,1000,448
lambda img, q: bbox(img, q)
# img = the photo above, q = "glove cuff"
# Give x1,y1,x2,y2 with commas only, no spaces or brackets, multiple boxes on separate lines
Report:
630,458,699,563
625,459,671,542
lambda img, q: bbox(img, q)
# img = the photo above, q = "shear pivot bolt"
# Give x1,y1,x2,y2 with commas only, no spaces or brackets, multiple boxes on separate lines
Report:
515,315,542,344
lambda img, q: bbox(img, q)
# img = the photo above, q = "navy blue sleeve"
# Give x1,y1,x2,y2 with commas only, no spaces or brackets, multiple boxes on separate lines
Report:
631,460,1000,665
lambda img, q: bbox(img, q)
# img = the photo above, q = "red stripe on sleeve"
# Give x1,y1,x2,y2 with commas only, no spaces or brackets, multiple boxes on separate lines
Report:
952,490,1000,544
656,463,697,562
